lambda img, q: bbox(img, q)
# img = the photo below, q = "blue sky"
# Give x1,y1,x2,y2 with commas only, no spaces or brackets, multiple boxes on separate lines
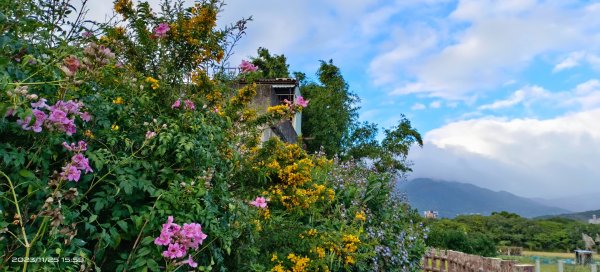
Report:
87,0,600,199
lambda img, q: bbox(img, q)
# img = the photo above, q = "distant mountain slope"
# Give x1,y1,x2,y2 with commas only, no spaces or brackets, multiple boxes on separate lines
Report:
536,209,600,222
532,193,600,212
397,178,571,218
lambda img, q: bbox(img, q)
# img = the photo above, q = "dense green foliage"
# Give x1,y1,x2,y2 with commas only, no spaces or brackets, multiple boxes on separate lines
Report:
0,1,427,271
426,211,600,255
300,60,359,156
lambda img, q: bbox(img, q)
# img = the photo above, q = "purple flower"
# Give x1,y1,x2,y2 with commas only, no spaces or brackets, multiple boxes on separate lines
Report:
171,99,181,109
77,140,88,151
79,112,91,122
48,108,68,123
16,116,32,131
72,154,93,173
31,98,49,109
184,100,195,110
239,60,257,73
61,165,81,182
63,119,77,136
154,23,170,38
82,31,92,38
31,109,47,133
296,96,309,107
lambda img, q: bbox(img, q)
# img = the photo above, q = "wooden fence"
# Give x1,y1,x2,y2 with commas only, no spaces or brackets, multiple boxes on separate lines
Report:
422,249,535,272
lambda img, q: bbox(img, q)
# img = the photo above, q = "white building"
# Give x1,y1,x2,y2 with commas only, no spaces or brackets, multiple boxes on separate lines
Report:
589,214,600,224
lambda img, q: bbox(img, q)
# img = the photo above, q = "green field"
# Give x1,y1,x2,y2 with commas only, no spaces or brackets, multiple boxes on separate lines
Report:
500,251,600,272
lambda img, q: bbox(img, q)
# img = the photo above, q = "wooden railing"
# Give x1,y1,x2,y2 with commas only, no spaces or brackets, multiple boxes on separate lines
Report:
422,249,535,272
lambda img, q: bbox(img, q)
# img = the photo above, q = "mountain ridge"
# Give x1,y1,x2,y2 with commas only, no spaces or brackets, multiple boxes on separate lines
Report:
397,178,571,218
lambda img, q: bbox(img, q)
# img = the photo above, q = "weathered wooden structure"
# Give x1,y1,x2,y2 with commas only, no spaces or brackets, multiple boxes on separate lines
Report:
422,249,535,272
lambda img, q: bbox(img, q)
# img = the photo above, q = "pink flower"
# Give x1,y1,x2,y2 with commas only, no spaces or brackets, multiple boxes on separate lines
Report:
184,99,195,110
186,255,198,268
171,99,181,109
239,60,258,73
295,96,309,107
250,196,268,209
82,31,92,38
145,131,157,139
163,243,186,259
154,233,172,246
154,23,170,38
79,112,91,122
61,165,81,182
64,55,80,74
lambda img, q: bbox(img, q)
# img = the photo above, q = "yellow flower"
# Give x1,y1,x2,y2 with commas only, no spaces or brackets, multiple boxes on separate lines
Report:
355,211,366,221
271,254,278,262
111,124,119,131
315,247,325,259
113,96,124,104
345,256,355,265
270,264,286,272
307,229,317,237
84,129,95,139
145,77,160,90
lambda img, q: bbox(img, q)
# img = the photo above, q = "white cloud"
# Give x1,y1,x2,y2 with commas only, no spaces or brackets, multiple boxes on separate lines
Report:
411,103,427,110
409,109,600,198
380,0,600,99
553,51,586,72
429,100,442,108
477,85,548,110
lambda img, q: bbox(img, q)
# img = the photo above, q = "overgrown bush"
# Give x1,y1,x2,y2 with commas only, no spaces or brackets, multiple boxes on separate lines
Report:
0,0,426,271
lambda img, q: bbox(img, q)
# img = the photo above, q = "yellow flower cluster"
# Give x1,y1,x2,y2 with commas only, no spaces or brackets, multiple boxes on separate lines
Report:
287,253,310,272
229,83,257,107
314,247,326,259
270,253,311,272
299,228,318,239
145,77,159,90
342,234,360,253
113,96,124,104
354,211,366,221
114,0,133,18
252,139,336,210
168,3,222,64
267,104,290,116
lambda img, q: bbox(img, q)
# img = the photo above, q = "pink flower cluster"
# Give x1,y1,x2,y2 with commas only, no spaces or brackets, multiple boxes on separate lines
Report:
153,23,170,38
154,216,206,268
296,96,309,107
60,141,93,182
250,196,268,209
171,99,195,111
281,95,310,114
239,60,258,73
17,98,90,135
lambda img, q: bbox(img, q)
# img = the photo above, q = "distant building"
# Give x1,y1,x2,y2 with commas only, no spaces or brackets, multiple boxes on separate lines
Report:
424,210,439,219
589,214,600,224
236,78,302,144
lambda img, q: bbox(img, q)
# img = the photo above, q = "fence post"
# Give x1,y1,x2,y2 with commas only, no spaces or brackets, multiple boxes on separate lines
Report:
591,263,597,272
558,260,563,272
535,259,540,272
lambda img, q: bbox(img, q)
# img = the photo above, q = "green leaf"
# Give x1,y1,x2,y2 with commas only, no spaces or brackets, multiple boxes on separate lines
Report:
89,214,98,223
18,169,35,178
146,259,159,272
117,220,128,232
